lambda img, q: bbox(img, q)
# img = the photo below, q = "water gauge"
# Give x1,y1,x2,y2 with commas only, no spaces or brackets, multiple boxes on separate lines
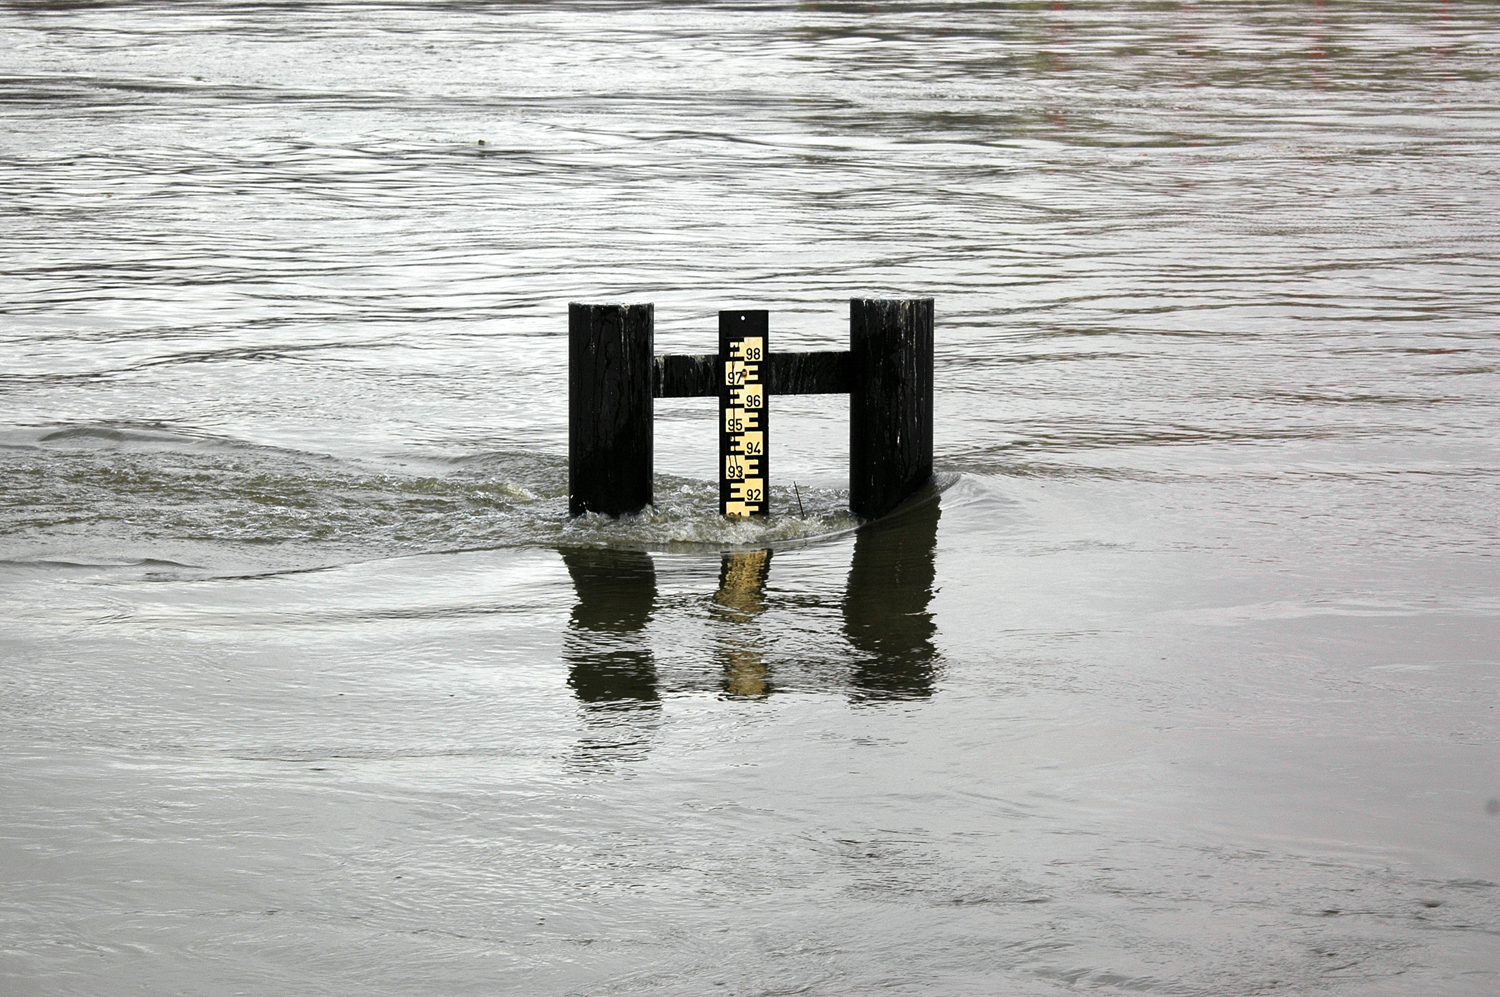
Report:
719,310,769,518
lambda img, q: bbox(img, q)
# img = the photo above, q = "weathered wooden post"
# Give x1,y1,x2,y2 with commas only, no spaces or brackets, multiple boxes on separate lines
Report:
849,298,934,519
568,303,654,517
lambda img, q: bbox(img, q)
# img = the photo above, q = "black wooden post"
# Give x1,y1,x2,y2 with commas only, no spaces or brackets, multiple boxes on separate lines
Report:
569,303,654,517
849,297,934,519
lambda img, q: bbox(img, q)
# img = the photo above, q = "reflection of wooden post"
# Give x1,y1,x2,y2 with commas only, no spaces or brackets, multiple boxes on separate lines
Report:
849,298,934,519
569,303,653,517
561,548,659,705
844,489,940,700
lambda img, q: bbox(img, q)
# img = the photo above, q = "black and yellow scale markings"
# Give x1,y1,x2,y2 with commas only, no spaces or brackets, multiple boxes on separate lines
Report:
719,310,769,518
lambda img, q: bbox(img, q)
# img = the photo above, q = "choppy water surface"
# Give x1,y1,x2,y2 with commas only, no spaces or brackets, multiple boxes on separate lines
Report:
2,2,1498,994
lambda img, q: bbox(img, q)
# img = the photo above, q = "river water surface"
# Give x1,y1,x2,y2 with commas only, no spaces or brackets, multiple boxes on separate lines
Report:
2,2,1498,995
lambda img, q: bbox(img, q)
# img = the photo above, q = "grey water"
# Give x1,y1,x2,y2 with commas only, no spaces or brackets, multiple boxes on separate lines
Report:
2,1,1498,994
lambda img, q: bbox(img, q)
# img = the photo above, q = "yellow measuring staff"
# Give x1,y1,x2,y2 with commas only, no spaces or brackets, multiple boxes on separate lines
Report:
722,333,767,518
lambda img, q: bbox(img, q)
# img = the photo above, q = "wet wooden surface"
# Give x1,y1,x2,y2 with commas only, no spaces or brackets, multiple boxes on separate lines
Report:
653,350,849,397
849,297,934,520
568,302,654,517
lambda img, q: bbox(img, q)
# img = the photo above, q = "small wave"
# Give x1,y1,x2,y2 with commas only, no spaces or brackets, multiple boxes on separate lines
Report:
37,424,189,446
1,433,908,566
1,427,969,569
0,557,200,571
28,422,331,456
557,481,861,552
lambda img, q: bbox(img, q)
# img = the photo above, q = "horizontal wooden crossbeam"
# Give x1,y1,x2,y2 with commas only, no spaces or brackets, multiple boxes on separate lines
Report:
653,350,850,398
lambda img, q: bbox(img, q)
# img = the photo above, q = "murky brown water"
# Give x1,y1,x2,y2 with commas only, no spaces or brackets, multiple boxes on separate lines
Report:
2,2,1498,994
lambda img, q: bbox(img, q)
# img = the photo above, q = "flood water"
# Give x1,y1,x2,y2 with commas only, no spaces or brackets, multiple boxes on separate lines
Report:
2,2,1498,994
